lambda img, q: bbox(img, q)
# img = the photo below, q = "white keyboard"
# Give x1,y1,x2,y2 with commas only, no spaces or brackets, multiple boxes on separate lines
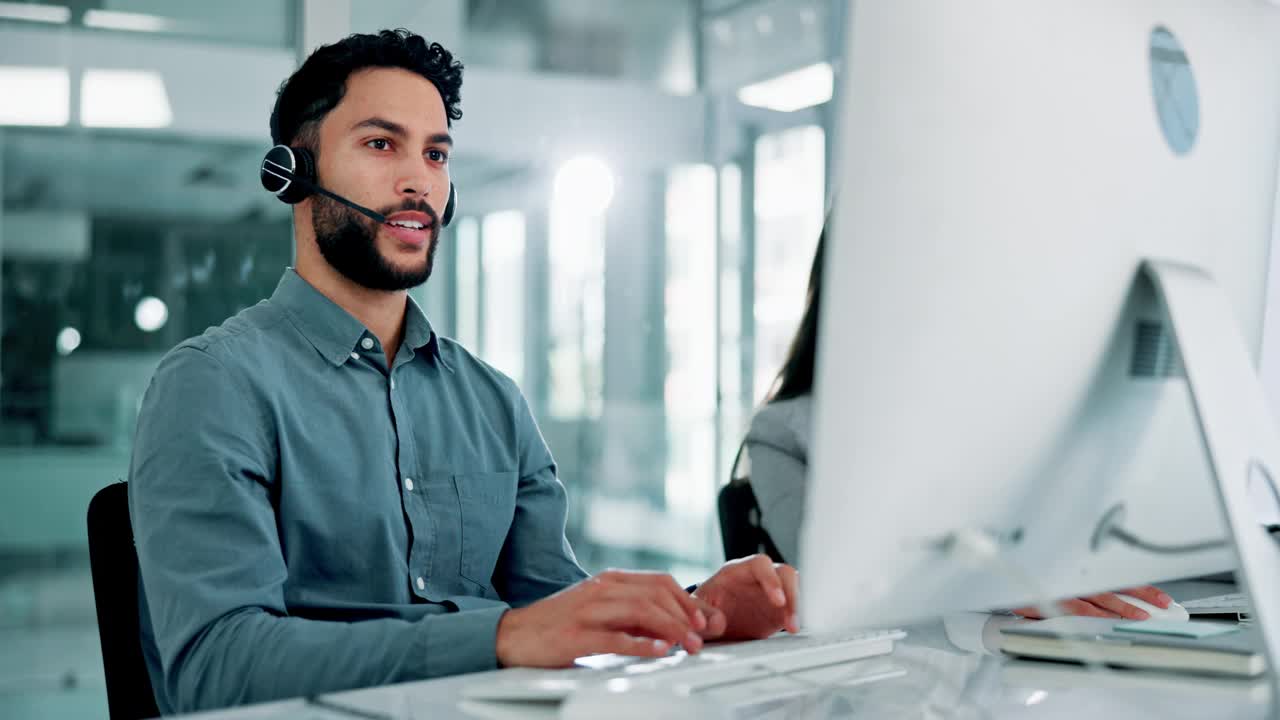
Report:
463,628,906,702
1181,592,1249,612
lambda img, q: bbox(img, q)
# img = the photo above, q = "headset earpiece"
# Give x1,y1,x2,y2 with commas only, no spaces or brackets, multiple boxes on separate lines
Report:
442,183,457,227
260,145,317,205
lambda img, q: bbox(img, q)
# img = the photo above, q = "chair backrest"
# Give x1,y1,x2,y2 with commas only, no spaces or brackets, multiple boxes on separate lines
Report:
87,482,160,720
716,444,787,564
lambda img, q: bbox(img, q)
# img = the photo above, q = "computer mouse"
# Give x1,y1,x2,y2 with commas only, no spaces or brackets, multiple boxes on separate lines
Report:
558,683,728,720
1113,593,1190,622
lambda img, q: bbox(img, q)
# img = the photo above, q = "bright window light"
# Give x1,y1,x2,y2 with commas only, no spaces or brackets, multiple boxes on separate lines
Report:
454,217,480,349
553,155,615,217
548,156,609,419
0,66,69,126
56,327,82,356
0,2,70,23
663,164,717,517
134,297,169,332
737,62,834,113
83,9,176,33
481,210,526,387
81,69,173,128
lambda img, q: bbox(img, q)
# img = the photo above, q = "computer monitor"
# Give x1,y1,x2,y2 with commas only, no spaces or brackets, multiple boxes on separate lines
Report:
802,0,1280,651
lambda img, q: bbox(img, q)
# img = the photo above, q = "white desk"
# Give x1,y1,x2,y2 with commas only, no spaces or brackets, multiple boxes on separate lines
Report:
175,581,1270,720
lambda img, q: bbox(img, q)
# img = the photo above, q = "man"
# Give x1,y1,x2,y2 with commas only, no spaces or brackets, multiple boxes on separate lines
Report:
129,29,798,715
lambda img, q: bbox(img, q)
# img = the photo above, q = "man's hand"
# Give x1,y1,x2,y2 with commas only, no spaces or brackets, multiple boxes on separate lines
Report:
693,554,800,641
495,570,721,668
1012,585,1174,620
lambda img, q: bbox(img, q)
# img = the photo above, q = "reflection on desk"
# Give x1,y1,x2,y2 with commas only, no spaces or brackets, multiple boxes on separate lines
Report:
172,623,1276,720
173,580,1275,720
1000,659,1270,704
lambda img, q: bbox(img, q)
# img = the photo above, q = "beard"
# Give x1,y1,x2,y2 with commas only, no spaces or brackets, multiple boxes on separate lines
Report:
312,196,441,291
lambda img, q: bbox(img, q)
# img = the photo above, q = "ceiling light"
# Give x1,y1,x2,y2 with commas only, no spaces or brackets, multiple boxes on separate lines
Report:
0,66,69,126
737,62,834,113
83,9,176,33
81,69,173,128
0,2,69,23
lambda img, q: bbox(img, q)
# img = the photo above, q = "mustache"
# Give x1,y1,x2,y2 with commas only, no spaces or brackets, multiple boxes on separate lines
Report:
376,199,440,227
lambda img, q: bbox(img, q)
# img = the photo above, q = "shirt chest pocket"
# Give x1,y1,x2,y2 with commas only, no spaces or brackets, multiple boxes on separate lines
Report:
455,471,518,587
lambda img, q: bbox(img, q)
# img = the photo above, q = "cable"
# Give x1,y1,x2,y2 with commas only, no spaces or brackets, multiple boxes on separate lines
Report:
1105,526,1228,555
1091,503,1227,555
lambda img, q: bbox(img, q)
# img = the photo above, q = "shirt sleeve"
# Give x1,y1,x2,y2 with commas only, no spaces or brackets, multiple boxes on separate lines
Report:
492,384,590,606
129,346,506,714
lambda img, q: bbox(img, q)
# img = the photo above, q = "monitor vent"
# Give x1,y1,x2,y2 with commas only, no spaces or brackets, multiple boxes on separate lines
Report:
1130,320,1182,378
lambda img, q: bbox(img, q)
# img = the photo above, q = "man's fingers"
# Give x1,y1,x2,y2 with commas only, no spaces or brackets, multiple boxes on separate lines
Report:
777,564,801,632
1059,598,1120,618
695,596,728,639
1121,586,1173,609
744,555,787,607
1086,593,1149,620
602,570,706,630
611,582,703,648
1015,596,1135,620
585,592,691,647
596,580,702,649
688,595,727,639
581,631,672,659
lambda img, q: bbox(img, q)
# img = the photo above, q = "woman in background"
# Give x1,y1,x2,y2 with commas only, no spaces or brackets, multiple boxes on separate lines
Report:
739,227,1173,620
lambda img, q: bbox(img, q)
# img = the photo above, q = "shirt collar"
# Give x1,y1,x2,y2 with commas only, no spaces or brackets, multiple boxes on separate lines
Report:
404,292,454,372
271,269,451,371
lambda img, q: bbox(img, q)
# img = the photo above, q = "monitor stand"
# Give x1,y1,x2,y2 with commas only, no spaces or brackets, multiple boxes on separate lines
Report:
1144,258,1280,712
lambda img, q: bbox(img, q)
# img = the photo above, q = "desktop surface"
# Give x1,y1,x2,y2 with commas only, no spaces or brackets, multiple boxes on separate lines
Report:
172,582,1267,720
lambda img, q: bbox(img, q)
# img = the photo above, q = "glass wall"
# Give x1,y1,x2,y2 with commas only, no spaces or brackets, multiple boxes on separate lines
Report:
664,164,719,550
0,127,291,715
547,158,609,421
0,0,296,47
752,124,826,402
465,0,696,94
452,216,481,349
480,210,526,385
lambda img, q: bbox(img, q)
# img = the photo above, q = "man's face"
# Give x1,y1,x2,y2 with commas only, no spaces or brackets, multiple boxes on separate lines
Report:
309,67,453,291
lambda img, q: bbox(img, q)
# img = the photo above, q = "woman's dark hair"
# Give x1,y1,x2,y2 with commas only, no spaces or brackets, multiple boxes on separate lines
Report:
766,228,825,404
270,29,464,148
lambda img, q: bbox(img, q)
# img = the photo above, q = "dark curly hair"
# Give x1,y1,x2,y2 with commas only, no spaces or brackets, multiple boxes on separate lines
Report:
270,29,463,149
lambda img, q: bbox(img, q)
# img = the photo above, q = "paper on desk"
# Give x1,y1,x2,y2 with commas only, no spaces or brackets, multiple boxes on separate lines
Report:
1114,621,1241,639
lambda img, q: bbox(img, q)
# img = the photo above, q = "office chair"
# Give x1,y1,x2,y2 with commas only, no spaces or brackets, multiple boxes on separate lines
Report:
87,482,160,720
717,444,787,564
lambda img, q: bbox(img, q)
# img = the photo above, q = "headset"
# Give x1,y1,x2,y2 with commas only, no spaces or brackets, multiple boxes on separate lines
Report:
259,144,456,227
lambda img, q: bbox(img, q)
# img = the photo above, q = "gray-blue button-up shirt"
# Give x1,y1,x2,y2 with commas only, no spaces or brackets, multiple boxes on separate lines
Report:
128,269,588,714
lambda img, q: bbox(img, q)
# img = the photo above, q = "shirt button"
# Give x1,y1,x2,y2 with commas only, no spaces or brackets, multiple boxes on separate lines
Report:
361,337,375,350
404,477,414,492
390,378,396,390
350,352,359,361
416,577,425,591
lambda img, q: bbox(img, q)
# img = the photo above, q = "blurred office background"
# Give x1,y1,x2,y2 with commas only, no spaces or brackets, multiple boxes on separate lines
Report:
0,0,842,715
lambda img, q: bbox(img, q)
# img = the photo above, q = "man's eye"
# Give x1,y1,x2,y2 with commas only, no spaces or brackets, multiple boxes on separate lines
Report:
367,139,390,151
427,149,448,163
